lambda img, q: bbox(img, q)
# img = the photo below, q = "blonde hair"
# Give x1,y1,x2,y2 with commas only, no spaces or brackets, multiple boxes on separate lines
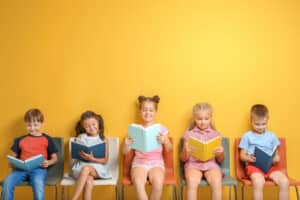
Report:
189,102,215,130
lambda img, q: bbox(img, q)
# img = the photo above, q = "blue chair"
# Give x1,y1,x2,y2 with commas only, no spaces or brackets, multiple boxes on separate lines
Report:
179,137,238,200
0,137,64,200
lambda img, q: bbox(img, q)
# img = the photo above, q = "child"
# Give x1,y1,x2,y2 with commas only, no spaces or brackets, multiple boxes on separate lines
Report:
123,95,172,200
71,111,111,200
239,104,289,200
180,103,224,200
3,108,58,200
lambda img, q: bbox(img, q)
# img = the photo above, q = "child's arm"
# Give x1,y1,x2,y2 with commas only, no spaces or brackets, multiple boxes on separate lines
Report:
157,133,172,152
214,146,225,163
240,149,256,163
41,153,58,168
180,140,193,161
80,139,110,164
122,137,133,155
272,149,280,164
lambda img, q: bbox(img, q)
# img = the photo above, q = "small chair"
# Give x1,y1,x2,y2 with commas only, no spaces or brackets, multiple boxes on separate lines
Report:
60,137,119,200
235,138,300,200
0,137,64,200
121,137,177,200
179,137,238,200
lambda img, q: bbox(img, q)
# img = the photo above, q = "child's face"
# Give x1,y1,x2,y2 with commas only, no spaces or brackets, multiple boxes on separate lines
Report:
140,101,157,124
251,116,268,134
26,121,43,136
83,117,99,136
194,110,211,130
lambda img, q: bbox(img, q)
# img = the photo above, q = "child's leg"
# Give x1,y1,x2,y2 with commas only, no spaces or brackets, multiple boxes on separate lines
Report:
204,169,222,200
269,171,289,200
3,170,28,200
185,168,203,200
71,165,98,200
250,173,265,200
131,167,148,200
148,167,164,200
29,168,47,200
82,175,94,200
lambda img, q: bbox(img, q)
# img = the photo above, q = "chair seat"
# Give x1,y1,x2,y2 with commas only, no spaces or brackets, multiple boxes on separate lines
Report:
121,171,176,186
239,177,300,186
181,176,238,186
61,173,118,186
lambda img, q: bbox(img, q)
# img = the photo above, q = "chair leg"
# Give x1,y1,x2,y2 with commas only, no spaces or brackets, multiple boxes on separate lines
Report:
61,186,64,200
180,184,183,200
172,185,177,200
121,185,124,200
241,185,245,200
234,185,238,200
295,186,299,200
115,185,119,200
55,185,58,200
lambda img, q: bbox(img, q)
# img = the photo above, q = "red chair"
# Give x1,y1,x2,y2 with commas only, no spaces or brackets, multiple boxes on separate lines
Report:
234,138,300,200
121,137,177,200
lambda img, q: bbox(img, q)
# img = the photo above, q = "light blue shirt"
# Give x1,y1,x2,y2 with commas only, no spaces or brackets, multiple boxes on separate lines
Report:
239,130,280,155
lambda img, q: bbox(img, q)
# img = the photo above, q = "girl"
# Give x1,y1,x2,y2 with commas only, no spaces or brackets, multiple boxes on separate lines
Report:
123,95,172,200
71,111,111,200
180,103,224,200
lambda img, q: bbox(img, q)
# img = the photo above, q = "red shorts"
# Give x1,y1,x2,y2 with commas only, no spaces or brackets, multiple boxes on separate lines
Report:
246,164,281,178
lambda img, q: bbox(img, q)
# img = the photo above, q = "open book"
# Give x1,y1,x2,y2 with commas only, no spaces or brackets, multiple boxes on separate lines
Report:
188,136,222,161
71,139,106,162
253,146,276,173
128,123,162,152
7,154,44,171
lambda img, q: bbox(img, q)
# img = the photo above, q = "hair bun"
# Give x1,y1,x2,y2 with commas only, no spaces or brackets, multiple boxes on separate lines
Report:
152,95,160,103
138,96,146,103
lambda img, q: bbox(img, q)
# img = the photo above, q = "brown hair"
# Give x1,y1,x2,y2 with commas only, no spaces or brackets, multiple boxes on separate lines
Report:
24,108,44,123
138,95,160,110
75,111,105,140
251,104,269,119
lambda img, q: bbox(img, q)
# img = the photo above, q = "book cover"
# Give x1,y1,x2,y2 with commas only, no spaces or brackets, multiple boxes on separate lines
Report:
253,146,276,173
188,136,222,161
7,154,44,171
128,123,162,152
71,141,106,162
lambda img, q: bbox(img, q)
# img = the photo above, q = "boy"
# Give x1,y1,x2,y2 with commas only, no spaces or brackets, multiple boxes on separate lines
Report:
239,104,289,200
3,108,58,200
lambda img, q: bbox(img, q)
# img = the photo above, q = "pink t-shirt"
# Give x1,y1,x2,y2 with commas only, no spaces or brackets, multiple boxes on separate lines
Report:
132,125,168,164
183,127,221,171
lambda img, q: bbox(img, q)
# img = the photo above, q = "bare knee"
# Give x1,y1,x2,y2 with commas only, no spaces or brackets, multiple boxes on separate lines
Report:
85,176,94,188
278,176,289,189
151,177,164,191
186,177,200,190
251,176,265,189
80,166,92,175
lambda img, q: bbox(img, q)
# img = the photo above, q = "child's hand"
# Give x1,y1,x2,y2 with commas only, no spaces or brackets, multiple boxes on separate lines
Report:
157,133,168,144
80,151,94,161
40,160,49,168
125,137,134,145
214,146,224,156
247,154,256,163
184,143,195,155
272,154,280,163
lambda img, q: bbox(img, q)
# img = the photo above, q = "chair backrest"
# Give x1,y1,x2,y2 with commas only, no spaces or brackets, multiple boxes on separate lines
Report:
46,137,64,183
123,137,174,179
68,137,119,177
234,137,287,180
179,137,230,179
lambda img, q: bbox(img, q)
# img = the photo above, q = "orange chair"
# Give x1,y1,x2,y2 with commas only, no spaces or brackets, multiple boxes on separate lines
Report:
235,138,300,200
121,137,177,200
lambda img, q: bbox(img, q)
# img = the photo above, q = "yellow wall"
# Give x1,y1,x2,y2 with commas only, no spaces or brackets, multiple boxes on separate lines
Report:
0,0,299,199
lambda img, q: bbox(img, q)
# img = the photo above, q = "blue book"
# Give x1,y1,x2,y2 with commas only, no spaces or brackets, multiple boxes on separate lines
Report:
253,146,276,173
71,141,106,162
128,123,162,152
7,154,44,171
